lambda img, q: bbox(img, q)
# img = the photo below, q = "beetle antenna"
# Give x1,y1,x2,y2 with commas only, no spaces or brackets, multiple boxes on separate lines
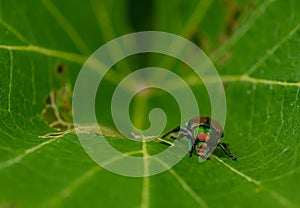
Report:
161,126,180,138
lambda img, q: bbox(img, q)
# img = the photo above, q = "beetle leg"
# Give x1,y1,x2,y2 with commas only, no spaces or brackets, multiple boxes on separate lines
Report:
189,141,197,157
189,146,194,157
170,135,177,140
161,126,180,138
218,142,237,160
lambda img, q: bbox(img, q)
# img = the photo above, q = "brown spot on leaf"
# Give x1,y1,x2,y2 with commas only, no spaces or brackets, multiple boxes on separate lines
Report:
55,62,67,75
41,83,73,130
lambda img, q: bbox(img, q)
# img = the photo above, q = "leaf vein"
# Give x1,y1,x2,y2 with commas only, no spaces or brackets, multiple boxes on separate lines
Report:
8,49,13,112
221,75,300,87
211,0,275,61
244,22,300,76
41,0,91,55
44,150,143,207
181,0,212,38
0,44,87,64
157,0,212,78
212,155,295,208
154,157,208,208
30,59,36,105
0,18,30,44
0,137,59,171
141,137,150,208
89,0,132,74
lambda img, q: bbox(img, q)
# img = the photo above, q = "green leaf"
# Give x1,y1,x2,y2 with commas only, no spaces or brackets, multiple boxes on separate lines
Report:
1,0,300,208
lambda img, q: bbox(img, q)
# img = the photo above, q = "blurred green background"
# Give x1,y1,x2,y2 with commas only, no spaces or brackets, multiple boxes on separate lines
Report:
0,0,300,207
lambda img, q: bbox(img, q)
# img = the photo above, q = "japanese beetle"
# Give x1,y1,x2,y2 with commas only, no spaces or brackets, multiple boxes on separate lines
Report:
161,116,237,161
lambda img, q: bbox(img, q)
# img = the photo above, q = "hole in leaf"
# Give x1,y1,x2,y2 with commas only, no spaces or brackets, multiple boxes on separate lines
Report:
55,62,67,75
41,83,73,130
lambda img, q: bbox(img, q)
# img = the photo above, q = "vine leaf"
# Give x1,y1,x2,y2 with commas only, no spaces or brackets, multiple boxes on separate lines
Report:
0,0,300,208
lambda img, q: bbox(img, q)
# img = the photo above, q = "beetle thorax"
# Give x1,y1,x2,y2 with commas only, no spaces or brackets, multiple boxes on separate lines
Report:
197,132,210,142
194,126,211,142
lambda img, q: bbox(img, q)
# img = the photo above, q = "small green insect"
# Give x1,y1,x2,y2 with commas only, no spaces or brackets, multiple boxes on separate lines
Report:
161,116,237,161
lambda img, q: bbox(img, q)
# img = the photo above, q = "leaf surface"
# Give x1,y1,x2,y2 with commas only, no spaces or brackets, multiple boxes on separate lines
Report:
0,0,299,208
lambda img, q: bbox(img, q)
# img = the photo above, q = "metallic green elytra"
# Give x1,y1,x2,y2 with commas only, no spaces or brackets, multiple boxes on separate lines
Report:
161,116,237,161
